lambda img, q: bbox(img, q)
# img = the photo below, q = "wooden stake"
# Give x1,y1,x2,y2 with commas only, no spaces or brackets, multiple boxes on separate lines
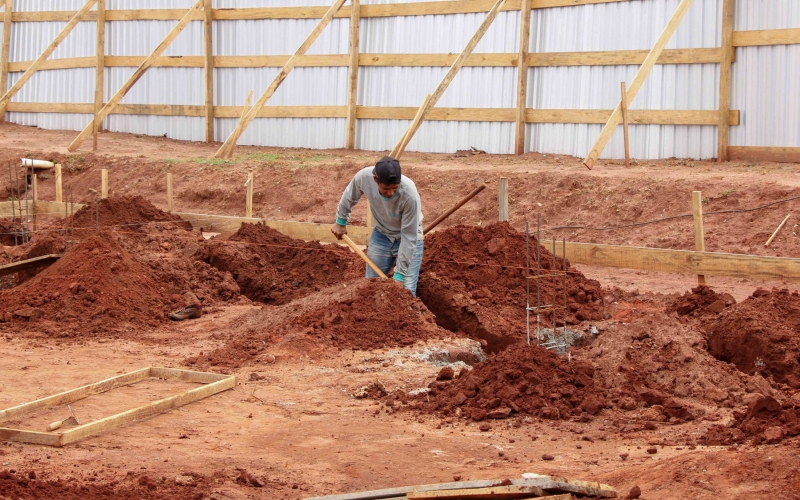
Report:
166,172,173,212
204,0,214,143
93,0,105,151
215,0,348,159
514,0,532,155
101,169,108,199
692,190,706,285
55,164,63,203
389,0,508,160
765,214,791,247
345,0,360,149
717,0,735,162
0,0,12,122
342,234,387,279
245,170,254,218
67,0,203,152
583,0,695,169
498,177,509,222
620,81,630,167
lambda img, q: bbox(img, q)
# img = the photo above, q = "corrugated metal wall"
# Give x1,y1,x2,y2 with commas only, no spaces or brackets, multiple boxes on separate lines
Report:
2,0,799,158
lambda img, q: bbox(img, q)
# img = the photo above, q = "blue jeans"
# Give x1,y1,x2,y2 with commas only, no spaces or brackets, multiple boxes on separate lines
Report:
365,229,424,296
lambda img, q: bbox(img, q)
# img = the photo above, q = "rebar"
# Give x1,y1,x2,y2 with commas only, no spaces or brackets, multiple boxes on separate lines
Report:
8,163,17,246
525,220,530,345
24,162,30,243
13,163,20,242
95,193,99,230
552,238,557,337
536,214,541,344
563,237,567,338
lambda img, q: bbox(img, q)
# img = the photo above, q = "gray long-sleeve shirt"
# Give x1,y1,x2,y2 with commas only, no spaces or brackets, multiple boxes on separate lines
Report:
335,166,423,276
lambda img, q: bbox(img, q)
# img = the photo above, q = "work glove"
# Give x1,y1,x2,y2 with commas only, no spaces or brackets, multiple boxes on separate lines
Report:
392,272,404,283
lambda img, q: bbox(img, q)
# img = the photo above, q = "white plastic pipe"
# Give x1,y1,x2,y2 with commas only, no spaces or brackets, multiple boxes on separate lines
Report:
21,158,55,168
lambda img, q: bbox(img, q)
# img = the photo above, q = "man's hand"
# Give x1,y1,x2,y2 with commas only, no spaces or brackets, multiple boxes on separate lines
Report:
392,272,404,283
331,223,348,240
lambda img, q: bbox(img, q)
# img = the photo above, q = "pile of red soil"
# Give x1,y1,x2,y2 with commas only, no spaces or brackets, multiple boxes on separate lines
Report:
408,343,606,421
668,285,735,316
11,230,67,283
701,395,800,446
0,219,21,246
66,195,191,233
197,223,361,305
418,223,605,352
704,288,800,387
0,233,170,334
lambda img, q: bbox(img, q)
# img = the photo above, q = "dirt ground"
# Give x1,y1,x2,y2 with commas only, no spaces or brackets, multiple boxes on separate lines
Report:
1,122,800,500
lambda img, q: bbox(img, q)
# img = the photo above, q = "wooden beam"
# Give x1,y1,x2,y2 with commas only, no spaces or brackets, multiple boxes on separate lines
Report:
717,0,734,162
214,0,348,159
514,0,531,155
498,177,508,222
620,81,630,167
391,0,508,159
0,0,97,116
67,0,204,152
0,0,11,122
543,240,800,283
692,190,706,285
407,485,548,500
732,28,800,47
55,164,63,202
149,367,230,384
204,0,214,143
728,146,800,163
166,172,173,212
93,0,105,151
0,254,62,278
0,428,64,447
583,0,695,169
345,0,360,149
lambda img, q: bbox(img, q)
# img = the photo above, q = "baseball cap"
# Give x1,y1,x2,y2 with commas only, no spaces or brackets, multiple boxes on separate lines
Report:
373,156,402,185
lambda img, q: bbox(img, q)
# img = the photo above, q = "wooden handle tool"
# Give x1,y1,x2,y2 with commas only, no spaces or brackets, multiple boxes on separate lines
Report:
341,234,388,279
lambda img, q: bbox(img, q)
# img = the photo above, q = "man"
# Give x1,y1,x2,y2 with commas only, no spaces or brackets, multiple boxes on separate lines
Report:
331,156,424,296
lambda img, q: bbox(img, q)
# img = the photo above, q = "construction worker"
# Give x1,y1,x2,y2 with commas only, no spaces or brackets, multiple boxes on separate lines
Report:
331,156,424,296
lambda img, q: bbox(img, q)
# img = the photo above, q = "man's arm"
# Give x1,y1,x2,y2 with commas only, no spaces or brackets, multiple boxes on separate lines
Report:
393,197,420,281
332,172,364,239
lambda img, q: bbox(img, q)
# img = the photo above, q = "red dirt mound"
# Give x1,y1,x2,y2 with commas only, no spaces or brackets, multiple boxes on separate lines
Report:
701,395,800,446
197,223,361,305
0,233,170,335
704,288,800,387
11,230,67,283
668,285,735,316
418,222,605,352
66,195,191,232
408,343,606,421
0,219,22,246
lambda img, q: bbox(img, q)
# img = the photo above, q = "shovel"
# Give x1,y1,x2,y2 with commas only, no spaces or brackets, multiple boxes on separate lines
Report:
47,405,80,431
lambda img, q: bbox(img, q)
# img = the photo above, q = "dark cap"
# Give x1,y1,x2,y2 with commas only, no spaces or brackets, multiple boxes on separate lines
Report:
373,156,402,185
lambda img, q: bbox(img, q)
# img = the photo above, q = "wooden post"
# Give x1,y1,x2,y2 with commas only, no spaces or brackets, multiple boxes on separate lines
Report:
514,0,532,155
203,0,214,143
245,170,253,218
215,0,348,159
0,0,12,122
0,0,97,116
390,0,508,160
620,81,630,167
101,169,108,199
717,0,735,162
55,164,63,203
93,0,105,151
166,173,173,212
68,0,203,152
583,0,695,169
692,191,706,286
366,200,373,228
498,177,509,222
345,0,360,149
31,173,38,230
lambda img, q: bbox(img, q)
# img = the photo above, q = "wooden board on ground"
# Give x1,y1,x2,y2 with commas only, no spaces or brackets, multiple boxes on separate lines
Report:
0,254,62,277
406,485,547,499
0,367,235,447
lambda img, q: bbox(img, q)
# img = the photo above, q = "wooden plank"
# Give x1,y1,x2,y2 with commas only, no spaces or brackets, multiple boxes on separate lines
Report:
620,81,630,166
717,0,734,162
0,254,62,278
60,375,235,446
204,0,214,143
407,485,547,500
692,190,706,285
732,28,800,47
93,0,105,151
728,146,800,164
0,368,151,424
0,0,11,122
166,172,173,212
529,47,720,66
543,240,800,283
514,0,531,155
0,428,63,447
67,0,204,152
174,212,261,234
390,0,508,160
583,0,695,169
101,168,108,199
498,177,508,222
149,367,230,384
0,0,97,116
345,0,360,149
215,0,348,159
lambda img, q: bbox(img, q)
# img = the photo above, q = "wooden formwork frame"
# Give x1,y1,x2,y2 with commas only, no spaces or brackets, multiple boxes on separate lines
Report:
0,367,236,447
